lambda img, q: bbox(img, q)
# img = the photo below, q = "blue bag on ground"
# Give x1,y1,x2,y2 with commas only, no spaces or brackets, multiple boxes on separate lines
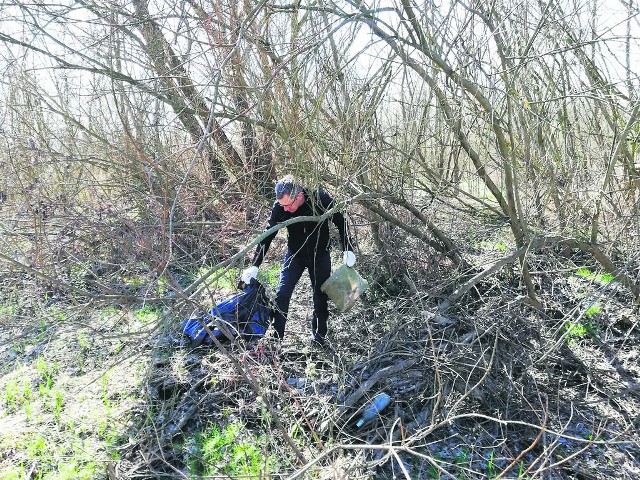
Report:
181,278,271,347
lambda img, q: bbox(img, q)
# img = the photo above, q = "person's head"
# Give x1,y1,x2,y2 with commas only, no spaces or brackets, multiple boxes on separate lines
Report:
275,175,304,212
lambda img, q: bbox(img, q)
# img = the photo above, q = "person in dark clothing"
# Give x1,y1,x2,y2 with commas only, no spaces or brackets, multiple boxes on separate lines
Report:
241,175,356,345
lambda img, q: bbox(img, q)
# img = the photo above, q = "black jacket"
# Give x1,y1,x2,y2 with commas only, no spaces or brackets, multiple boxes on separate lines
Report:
252,188,354,267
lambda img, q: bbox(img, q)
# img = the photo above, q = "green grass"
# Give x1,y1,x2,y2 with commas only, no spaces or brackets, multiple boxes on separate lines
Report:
48,460,98,480
32,356,64,423
134,304,159,323
575,268,614,283
4,379,21,413
478,239,510,252
0,377,126,479
0,303,16,318
122,275,144,288
2,433,100,480
584,303,602,317
453,449,472,479
51,389,64,421
257,263,281,288
4,375,34,418
486,450,497,478
1,465,28,480
518,460,529,478
35,356,58,390
185,421,276,477
562,319,599,345
0,298,142,480
494,240,508,252
76,331,90,350
48,305,66,323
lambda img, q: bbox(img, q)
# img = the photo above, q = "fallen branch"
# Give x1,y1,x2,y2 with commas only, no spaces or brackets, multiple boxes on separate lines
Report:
438,244,532,313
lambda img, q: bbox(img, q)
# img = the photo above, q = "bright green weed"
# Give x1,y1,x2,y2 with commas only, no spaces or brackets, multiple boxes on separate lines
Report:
27,434,47,457
24,402,33,421
585,303,602,317
0,465,28,480
51,389,64,420
487,451,497,478
562,320,598,345
494,241,508,252
187,421,275,477
10,340,26,355
123,275,143,288
102,423,124,459
134,304,159,323
77,331,90,350
4,380,20,412
157,275,170,294
564,322,588,338
258,263,281,288
23,382,32,402
478,240,509,252
50,461,98,480
19,432,98,480
194,264,280,292
518,460,529,478
576,268,614,283
35,356,58,389
49,305,66,322
39,317,47,335
0,303,16,316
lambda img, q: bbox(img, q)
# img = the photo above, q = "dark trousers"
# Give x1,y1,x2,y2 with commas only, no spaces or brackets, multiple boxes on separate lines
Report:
272,249,331,339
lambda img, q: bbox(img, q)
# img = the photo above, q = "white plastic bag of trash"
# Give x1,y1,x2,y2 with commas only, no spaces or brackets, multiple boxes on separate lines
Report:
321,264,369,312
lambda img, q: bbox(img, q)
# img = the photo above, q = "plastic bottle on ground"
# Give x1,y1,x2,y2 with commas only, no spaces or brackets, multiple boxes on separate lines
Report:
356,392,391,428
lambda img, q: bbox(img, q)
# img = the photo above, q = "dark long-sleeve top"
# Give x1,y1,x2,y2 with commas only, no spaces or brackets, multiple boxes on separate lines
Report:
251,188,354,267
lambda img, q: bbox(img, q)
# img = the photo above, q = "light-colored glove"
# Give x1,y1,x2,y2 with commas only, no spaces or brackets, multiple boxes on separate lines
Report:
240,266,259,284
343,251,356,267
